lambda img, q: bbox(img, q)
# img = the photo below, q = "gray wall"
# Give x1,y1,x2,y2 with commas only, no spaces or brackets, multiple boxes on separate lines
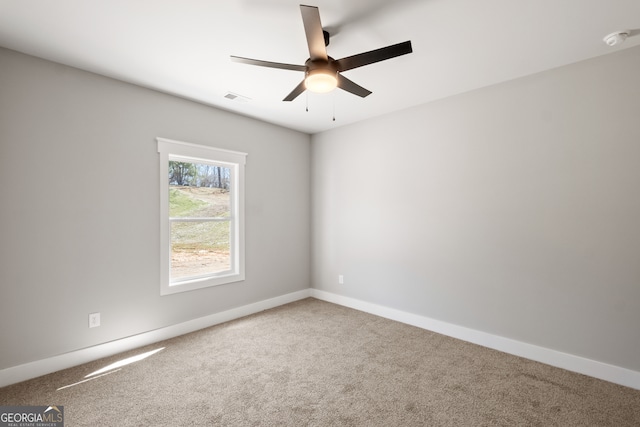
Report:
311,45,640,372
0,48,311,370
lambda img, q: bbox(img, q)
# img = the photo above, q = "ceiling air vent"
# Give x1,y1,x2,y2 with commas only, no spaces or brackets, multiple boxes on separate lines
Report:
224,92,250,102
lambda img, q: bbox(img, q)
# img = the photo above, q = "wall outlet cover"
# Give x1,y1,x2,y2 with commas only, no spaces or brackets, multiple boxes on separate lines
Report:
89,312,101,328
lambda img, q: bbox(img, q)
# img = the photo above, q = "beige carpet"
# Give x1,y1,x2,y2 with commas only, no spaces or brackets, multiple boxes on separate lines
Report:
2,298,639,426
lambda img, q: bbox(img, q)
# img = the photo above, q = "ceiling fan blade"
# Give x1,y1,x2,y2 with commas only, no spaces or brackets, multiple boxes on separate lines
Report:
300,5,328,61
337,74,372,98
334,40,413,72
230,56,306,72
283,80,307,102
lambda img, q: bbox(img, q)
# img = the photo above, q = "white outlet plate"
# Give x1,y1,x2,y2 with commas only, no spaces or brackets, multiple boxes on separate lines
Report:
89,312,101,328
338,275,344,284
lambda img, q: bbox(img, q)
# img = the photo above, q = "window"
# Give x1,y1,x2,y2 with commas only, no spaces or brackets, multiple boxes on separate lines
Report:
157,137,246,295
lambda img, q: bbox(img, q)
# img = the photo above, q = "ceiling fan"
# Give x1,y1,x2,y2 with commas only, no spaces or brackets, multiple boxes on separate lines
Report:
230,4,413,101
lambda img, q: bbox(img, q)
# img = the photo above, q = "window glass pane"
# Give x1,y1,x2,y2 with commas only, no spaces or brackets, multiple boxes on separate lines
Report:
170,221,231,281
169,161,230,218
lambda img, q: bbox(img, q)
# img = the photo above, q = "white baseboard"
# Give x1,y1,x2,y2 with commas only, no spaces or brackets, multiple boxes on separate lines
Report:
0,289,311,388
310,289,640,391
5,288,638,391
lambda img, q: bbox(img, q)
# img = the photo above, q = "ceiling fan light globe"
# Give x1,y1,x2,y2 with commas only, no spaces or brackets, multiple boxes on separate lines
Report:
305,69,337,93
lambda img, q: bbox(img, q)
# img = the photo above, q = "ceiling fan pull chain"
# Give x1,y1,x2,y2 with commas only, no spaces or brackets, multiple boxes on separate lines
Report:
332,92,336,122
306,91,309,112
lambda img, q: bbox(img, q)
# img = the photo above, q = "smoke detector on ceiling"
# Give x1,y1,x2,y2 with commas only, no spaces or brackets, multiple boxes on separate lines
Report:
603,31,630,46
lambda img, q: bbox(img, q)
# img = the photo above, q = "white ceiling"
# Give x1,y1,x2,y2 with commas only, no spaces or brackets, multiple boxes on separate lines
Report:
1,0,639,134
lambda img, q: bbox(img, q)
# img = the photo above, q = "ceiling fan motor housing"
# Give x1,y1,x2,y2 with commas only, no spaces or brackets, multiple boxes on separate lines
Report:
305,57,337,73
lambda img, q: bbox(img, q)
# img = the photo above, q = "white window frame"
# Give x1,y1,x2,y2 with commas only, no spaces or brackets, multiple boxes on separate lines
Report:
157,137,246,295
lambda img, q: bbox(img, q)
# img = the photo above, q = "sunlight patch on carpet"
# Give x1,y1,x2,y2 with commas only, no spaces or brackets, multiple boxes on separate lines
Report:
85,347,165,378
57,369,122,391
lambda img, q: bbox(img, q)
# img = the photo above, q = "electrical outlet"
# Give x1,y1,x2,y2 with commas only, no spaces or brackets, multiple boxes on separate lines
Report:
338,275,344,284
89,312,101,328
